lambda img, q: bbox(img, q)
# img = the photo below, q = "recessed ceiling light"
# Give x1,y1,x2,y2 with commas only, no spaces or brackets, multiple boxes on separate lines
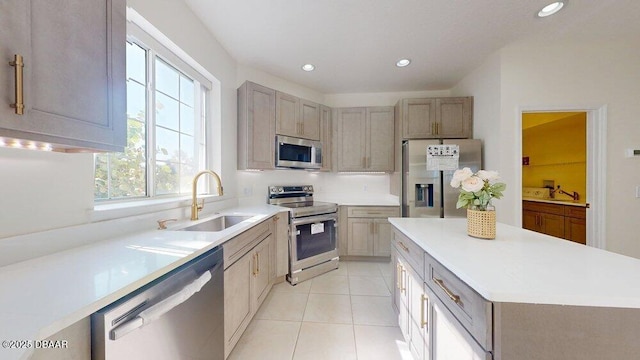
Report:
301,64,315,72
396,59,411,67
537,1,564,17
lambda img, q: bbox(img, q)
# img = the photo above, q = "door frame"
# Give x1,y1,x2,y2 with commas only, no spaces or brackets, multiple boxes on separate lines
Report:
516,105,607,249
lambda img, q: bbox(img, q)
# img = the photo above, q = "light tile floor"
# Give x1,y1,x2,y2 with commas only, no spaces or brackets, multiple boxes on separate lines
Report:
229,260,413,360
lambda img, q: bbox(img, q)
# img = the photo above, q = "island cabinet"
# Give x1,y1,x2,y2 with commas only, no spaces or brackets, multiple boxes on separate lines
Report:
336,106,395,172
275,91,320,140
0,0,126,152
223,217,276,358
393,228,491,360
397,97,473,140
391,219,640,360
342,206,400,257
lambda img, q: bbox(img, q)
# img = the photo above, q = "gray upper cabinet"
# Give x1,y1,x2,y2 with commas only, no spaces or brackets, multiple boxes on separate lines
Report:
337,106,395,172
320,105,332,171
336,107,367,171
275,91,320,140
0,0,126,152
275,91,299,138
299,99,320,140
238,81,276,170
399,97,473,139
401,98,437,139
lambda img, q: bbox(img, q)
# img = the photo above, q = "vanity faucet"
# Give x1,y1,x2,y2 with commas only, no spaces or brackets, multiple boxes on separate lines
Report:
191,170,224,220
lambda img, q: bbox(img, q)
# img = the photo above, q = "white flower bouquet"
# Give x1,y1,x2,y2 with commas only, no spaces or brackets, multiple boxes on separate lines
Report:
450,168,506,211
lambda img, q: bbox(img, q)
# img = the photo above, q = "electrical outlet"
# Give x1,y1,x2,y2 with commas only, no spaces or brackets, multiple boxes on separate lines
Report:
363,184,368,192
636,186,640,198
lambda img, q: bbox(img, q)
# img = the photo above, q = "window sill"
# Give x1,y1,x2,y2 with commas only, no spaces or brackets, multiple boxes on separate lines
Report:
90,195,226,223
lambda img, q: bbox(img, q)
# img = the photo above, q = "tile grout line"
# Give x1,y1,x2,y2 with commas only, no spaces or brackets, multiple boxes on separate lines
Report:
290,290,310,360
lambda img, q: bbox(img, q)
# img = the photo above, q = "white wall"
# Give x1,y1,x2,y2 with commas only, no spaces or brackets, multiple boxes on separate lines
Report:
457,37,640,257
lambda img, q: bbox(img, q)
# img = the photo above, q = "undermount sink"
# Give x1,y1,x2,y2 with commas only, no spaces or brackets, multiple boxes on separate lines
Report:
178,215,254,232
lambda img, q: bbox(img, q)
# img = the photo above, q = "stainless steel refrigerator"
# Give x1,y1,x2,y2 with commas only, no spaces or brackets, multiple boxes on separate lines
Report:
402,139,482,218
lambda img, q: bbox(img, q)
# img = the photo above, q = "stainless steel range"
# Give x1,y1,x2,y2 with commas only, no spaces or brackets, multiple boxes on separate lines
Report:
268,185,339,285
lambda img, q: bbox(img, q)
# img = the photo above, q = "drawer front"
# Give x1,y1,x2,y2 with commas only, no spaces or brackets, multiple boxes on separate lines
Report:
425,251,492,351
392,229,424,276
522,201,564,216
564,205,586,219
347,206,400,218
223,219,271,268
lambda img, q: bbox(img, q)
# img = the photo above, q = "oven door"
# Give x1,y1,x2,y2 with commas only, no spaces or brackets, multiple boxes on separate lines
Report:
290,213,338,272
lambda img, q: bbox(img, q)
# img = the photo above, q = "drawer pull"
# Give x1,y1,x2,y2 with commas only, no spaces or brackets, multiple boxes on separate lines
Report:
420,293,428,328
433,277,461,304
397,241,410,253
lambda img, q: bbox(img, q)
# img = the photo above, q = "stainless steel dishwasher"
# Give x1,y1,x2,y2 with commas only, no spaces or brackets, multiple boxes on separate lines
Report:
92,246,224,360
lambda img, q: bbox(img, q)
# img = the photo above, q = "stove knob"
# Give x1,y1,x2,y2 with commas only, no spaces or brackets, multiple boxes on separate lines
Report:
269,186,277,193
278,187,284,193
303,186,308,191
308,186,313,192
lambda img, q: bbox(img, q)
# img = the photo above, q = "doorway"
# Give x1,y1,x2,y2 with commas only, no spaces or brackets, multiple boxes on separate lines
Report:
517,106,607,249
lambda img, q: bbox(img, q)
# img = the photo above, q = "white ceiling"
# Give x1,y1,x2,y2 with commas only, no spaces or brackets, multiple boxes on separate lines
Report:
183,0,640,94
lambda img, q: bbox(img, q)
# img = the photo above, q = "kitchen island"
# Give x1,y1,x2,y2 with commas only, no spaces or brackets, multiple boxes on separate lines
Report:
389,217,640,360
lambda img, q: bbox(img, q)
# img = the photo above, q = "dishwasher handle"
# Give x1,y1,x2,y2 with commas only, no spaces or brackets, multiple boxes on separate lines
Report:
110,269,213,341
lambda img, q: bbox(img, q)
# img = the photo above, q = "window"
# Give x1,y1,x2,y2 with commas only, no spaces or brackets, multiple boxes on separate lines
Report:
95,26,211,201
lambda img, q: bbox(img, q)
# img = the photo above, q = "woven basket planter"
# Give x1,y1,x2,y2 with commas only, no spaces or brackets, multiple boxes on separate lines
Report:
467,208,496,239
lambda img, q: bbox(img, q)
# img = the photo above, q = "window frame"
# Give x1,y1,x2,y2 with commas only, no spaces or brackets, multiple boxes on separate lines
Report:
92,8,222,220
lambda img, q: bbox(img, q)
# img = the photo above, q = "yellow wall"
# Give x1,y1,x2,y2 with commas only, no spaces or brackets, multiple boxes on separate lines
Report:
522,113,587,202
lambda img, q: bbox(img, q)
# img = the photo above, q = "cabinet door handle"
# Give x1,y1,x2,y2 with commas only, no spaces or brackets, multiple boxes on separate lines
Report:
370,222,374,234
256,253,260,275
9,54,24,115
396,264,401,289
301,122,304,135
420,293,428,328
397,241,410,253
433,277,461,304
436,123,439,135
400,268,407,294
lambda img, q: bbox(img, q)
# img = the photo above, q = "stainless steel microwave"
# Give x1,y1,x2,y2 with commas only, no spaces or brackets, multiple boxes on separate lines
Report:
275,135,322,169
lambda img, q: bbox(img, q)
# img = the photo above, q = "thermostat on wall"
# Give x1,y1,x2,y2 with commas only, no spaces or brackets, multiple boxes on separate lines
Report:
626,149,640,157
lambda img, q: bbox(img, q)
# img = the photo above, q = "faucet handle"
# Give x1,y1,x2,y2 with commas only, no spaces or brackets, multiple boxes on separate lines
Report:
157,218,178,230
197,199,205,211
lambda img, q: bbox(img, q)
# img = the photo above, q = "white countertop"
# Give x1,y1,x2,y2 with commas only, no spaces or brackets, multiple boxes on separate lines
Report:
0,204,283,360
389,218,640,309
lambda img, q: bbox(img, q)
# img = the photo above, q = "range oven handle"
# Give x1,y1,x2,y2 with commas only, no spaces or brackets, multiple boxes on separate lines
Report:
292,213,337,226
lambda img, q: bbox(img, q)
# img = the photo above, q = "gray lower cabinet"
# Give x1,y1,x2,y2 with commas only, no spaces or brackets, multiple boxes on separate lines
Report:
223,218,275,358
237,81,276,170
344,206,399,256
0,0,126,152
336,106,395,172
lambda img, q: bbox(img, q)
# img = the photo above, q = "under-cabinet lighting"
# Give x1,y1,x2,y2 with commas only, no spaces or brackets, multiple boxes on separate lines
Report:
0,137,54,151
537,2,564,17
